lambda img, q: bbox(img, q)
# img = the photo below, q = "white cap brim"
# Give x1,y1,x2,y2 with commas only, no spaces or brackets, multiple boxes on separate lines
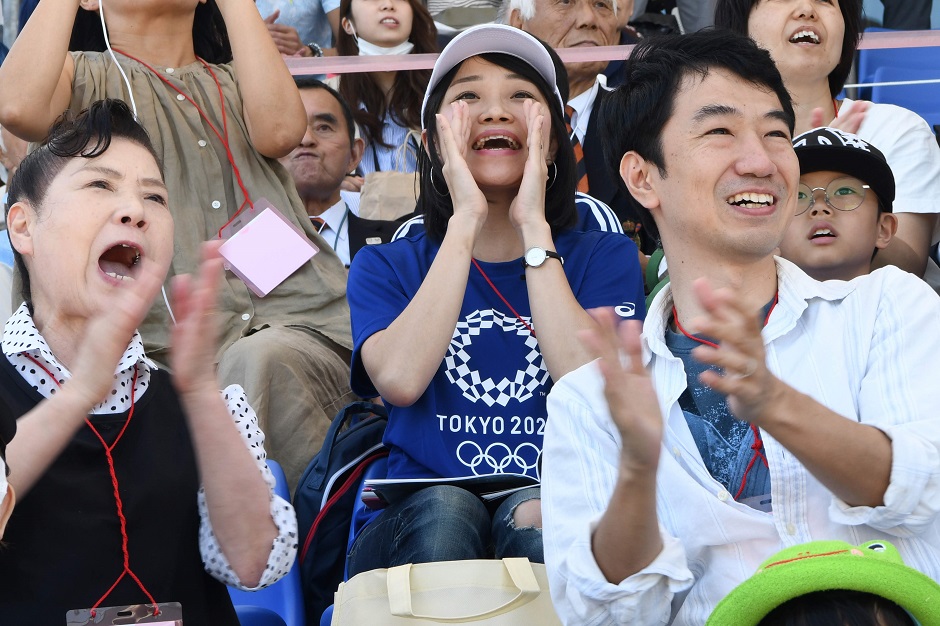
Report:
420,24,565,129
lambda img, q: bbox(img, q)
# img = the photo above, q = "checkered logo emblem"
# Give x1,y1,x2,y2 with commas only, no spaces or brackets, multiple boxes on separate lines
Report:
444,309,548,407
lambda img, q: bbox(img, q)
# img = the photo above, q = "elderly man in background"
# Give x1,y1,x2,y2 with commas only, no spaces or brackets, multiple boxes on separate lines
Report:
500,0,656,255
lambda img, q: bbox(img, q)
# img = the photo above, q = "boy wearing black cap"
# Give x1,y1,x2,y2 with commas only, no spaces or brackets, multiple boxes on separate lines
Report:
780,127,898,282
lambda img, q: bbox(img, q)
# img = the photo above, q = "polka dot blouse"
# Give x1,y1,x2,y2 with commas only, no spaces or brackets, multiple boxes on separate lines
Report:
1,303,297,589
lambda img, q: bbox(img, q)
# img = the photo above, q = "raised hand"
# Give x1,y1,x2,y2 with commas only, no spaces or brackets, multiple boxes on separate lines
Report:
509,99,551,234
436,102,488,228
263,11,305,56
68,257,167,408
168,241,225,397
810,99,870,134
577,309,663,475
685,278,783,425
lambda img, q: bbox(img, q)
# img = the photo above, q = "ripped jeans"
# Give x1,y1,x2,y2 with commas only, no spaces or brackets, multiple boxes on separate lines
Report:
346,485,543,578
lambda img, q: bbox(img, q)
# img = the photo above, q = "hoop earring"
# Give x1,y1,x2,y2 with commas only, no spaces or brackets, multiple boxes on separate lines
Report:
430,167,450,197
546,162,557,191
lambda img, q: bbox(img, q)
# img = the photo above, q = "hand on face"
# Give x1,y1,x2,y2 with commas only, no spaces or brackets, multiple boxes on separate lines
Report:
508,98,552,234
436,101,488,229
685,278,783,426
578,309,663,475
168,241,225,397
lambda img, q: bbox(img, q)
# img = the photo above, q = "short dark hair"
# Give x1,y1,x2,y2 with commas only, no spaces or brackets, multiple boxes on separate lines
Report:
70,0,232,64
6,99,162,309
294,76,357,145
714,0,862,98
759,590,916,626
418,51,577,242
600,29,795,242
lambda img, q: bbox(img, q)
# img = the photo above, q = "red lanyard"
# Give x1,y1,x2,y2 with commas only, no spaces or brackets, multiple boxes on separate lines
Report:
112,49,254,238
672,293,778,501
24,354,158,616
471,258,536,337
832,98,840,118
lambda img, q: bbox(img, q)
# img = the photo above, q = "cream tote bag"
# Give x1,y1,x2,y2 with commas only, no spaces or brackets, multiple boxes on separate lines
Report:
331,558,563,624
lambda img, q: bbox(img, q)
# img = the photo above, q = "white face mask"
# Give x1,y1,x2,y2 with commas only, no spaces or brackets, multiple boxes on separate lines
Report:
347,23,415,56
356,37,415,56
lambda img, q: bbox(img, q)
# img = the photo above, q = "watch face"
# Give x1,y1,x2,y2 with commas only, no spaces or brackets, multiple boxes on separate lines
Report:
525,247,547,267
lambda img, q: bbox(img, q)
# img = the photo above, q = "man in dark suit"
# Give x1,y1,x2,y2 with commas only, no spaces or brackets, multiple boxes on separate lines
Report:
281,77,402,268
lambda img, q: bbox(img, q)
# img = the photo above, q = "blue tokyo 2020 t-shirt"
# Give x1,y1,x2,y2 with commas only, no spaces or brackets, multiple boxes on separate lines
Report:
348,229,645,482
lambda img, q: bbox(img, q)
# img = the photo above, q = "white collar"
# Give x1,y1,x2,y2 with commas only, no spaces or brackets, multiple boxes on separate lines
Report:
2,302,157,377
566,74,608,136
642,256,858,365
316,199,350,241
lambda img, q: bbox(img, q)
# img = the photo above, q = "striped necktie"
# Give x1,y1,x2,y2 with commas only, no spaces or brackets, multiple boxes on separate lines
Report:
565,105,590,193
310,216,326,233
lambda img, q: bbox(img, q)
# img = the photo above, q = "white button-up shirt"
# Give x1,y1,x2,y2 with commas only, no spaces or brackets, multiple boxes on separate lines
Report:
542,258,940,625
313,199,353,267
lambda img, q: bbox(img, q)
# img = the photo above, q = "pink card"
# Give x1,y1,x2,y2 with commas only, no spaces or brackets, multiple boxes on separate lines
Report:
219,199,318,297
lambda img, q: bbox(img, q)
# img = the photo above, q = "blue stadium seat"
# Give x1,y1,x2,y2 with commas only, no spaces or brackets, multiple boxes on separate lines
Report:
871,65,940,129
319,455,389,626
857,27,940,100
229,459,306,626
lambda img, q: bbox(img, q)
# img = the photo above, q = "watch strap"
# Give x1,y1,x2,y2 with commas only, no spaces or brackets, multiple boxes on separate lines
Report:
522,248,564,268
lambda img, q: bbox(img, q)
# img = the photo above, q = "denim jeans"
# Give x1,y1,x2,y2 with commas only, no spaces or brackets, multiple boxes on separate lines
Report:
347,485,543,577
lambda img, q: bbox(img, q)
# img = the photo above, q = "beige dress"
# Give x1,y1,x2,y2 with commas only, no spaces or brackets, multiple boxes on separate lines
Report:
69,51,356,487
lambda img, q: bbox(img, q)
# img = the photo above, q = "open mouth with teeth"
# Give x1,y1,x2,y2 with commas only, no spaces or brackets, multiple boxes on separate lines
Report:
810,228,836,240
789,30,820,44
472,135,522,151
727,192,774,209
98,243,141,281
380,17,399,24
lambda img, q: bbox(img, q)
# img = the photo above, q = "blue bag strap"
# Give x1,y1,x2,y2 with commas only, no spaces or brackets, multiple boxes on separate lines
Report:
308,401,387,490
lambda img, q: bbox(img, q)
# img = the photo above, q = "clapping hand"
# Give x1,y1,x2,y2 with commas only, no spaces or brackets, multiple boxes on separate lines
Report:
169,241,225,397
810,99,870,135
578,309,663,476
263,10,305,56
685,278,782,425
67,256,167,408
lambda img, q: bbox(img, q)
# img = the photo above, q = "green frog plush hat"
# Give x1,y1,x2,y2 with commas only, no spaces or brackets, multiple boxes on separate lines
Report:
707,540,940,626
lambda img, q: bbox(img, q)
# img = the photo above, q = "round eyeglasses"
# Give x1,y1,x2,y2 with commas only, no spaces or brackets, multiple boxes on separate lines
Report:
796,176,870,216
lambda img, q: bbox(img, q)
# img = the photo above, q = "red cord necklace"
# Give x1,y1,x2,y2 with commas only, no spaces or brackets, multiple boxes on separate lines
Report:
471,258,536,337
672,293,778,501
112,49,254,239
24,354,158,616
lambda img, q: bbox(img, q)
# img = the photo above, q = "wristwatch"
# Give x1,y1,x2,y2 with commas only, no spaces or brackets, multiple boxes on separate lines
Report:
306,42,324,57
522,247,564,269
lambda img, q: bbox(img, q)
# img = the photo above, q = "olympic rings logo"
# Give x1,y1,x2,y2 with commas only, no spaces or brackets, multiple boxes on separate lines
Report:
456,440,541,478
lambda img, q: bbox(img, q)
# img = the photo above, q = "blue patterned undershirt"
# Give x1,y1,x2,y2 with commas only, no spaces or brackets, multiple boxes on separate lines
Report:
665,301,774,512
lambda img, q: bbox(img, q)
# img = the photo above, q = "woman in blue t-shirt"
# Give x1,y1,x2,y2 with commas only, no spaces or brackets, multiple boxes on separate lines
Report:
346,24,645,575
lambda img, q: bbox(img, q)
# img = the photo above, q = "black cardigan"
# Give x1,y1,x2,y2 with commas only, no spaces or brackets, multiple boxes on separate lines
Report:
0,358,239,625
